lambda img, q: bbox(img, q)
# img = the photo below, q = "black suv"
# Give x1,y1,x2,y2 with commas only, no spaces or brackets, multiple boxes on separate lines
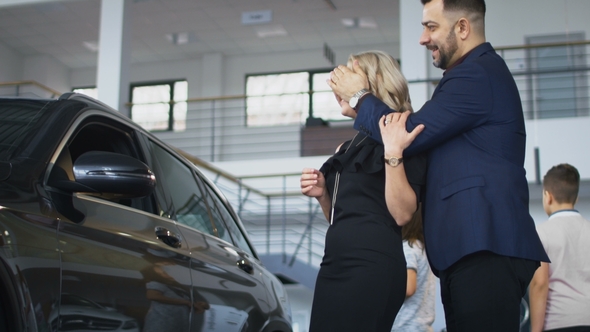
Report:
0,93,292,332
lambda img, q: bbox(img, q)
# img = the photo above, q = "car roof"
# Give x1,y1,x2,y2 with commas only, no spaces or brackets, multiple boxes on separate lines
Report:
0,93,132,162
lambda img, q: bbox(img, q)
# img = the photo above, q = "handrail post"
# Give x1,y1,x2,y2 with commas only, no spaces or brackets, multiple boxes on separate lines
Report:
308,198,312,264
237,178,243,217
210,100,216,162
282,175,287,263
266,196,271,255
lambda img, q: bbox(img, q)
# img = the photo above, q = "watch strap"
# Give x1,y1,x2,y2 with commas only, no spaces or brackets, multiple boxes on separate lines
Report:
350,89,370,110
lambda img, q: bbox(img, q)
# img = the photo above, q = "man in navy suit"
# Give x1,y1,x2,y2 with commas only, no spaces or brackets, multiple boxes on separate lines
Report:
328,0,549,331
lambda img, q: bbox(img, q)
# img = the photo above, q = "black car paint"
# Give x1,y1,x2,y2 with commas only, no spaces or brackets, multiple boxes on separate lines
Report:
0,94,292,332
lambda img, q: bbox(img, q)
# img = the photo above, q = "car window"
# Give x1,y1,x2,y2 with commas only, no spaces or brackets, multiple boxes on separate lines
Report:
146,140,233,242
50,117,156,214
0,99,54,161
200,179,255,257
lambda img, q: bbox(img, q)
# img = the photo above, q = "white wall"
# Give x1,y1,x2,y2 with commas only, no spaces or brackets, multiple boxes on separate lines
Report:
223,44,398,95
70,58,201,96
0,41,22,82
486,0,590,47
525,117,590,182
68,45,398,97
23,54,69,93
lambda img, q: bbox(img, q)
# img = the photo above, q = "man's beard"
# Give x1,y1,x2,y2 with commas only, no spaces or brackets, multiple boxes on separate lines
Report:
433,29,458,69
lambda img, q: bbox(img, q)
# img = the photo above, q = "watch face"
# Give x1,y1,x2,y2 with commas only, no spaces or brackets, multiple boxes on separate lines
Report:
349,96,358,108
386,157,401,167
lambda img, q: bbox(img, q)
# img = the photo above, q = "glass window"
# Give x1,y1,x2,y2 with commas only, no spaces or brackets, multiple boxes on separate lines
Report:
72,87,98,99
131,80,188,132
200,180,255,257
311,72,342,121
245,70,341,126
56,120,155,213
246,72,309,126
146,140,235,244
173,81,188,131
0,99,51,161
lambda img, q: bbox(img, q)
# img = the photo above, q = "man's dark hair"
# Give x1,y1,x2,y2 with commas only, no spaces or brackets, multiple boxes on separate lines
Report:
420,0,486,16
543,163,580,204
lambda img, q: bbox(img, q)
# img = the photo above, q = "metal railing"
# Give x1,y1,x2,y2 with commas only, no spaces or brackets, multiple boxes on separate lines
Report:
179,152,328,269
0,80,62,99
497,40,590,121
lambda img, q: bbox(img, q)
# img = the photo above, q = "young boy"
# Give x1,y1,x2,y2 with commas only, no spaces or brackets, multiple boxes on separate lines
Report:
529,163,590,332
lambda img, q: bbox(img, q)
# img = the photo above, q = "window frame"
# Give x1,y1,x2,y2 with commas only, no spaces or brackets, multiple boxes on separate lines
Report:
244,68,339,127
129,79,188,132
142,136,257,257
48,113,158,214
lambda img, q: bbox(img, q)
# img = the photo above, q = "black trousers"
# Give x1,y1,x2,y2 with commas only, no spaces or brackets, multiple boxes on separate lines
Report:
439,251,539,332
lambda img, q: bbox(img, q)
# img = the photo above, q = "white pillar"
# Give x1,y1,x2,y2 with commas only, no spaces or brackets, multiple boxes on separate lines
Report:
400,0,434,111
201,53,224,97
96,0,131,116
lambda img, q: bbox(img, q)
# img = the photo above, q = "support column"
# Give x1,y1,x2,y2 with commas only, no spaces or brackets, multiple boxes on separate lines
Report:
96,0,132,116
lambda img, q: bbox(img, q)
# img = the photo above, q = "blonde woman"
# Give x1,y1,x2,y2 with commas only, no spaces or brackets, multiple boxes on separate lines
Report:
300,51,426,332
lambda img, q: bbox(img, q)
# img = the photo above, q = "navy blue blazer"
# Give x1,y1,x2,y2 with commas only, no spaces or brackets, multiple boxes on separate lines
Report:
354,42,549,273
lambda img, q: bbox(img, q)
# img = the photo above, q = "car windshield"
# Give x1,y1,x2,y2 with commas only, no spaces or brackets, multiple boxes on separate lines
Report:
0,99,53,161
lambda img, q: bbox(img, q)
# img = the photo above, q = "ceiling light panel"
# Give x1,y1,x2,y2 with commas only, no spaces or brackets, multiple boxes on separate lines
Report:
242,10,272,25
255,24,288,38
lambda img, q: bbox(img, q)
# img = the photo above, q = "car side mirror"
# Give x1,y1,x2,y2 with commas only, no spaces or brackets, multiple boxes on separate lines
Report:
72,151,156,198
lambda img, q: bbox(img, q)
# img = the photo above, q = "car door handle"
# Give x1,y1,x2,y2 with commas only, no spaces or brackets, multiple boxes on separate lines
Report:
154,227,182,248
236,258,254,275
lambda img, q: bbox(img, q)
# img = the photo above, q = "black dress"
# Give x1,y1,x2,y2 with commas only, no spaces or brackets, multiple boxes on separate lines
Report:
308,133,426,332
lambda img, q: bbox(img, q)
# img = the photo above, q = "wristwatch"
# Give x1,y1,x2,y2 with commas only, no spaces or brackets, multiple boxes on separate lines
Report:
349,89,370,110
384,156,403,167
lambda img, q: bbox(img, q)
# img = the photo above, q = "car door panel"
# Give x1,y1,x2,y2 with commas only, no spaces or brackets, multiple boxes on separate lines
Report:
174,224,272,331
58,195,193,332
142,139,274,331
47,117,194,332
0,208,60,332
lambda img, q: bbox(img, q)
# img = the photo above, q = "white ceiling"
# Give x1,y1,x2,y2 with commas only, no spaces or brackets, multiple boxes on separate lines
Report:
0,0,400,69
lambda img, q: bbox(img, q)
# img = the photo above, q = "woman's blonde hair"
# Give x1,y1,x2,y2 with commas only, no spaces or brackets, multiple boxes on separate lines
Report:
347,50,412,112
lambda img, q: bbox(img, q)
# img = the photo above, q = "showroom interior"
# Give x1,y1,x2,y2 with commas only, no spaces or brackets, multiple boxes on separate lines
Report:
1,0,589,331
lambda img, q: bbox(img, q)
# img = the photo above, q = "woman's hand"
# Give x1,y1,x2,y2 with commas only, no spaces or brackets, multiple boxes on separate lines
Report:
301,168,332,222
379,111,424,157
300,168,327,198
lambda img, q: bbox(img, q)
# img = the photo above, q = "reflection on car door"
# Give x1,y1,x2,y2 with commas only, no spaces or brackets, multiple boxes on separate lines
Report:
144,139,272,332
52,118,195,332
